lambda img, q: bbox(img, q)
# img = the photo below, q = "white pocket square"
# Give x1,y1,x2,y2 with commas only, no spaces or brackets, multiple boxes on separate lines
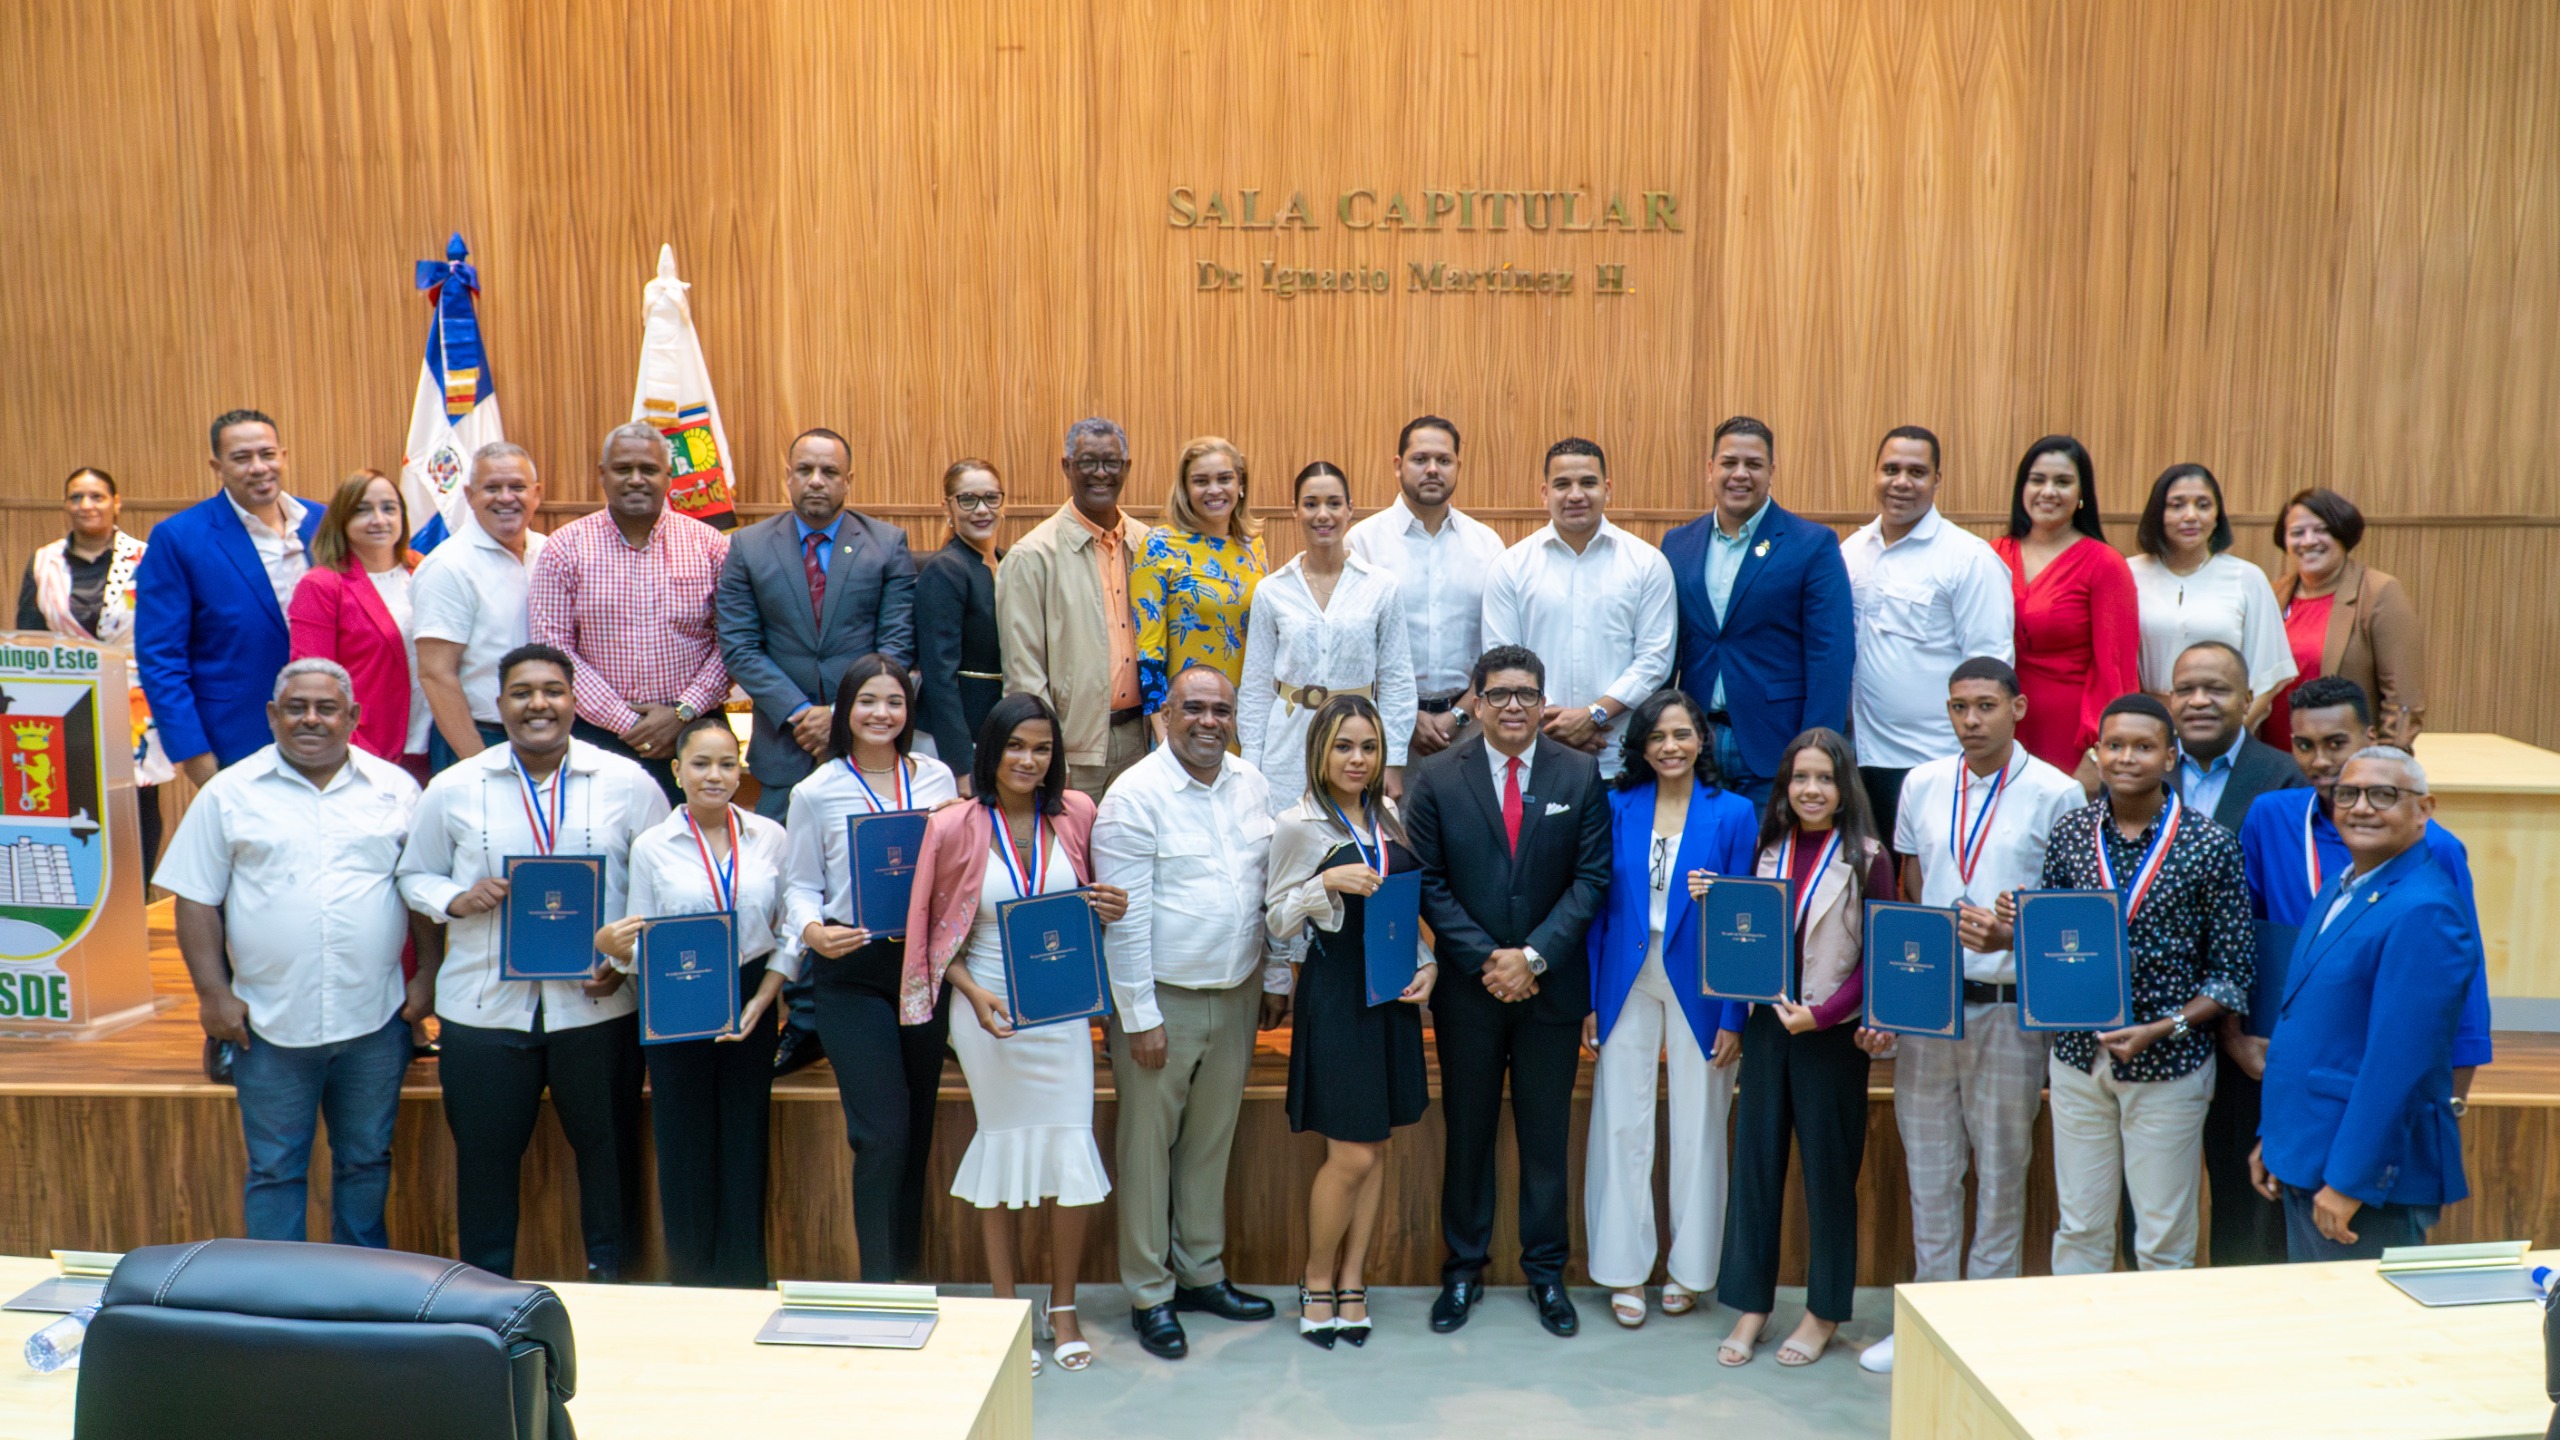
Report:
1544,802,1570,816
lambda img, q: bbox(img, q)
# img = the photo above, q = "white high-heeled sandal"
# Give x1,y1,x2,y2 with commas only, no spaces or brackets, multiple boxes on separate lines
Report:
1047,1303,1093,1371
1660,1282,1700,1316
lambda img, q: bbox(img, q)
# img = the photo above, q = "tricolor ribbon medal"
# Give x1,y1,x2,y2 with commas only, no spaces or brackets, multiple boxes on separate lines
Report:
1950,757,2011,899
687,805,740,912
1326,795,1390,878
847,755,912,813
1778,825,1844,937
2095,788,2182,920
514,753,567,855
988,801,1046,900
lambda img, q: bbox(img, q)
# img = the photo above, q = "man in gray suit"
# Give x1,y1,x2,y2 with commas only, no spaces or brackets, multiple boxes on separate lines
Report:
717,427,917,1073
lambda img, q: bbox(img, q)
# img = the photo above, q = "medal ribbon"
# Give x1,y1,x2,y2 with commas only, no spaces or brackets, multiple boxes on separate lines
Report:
2094,788,2182,920
1951,756,2011,892
686,805,740,911
1778,825,1844,938
846,755,911,813
987,801,1046,900
1325,794,1390,878
513,753,567,856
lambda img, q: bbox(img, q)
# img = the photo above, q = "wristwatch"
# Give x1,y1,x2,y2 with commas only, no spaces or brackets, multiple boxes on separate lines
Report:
1587,702,1611,730
2448,1096,2469,1118
2166,1013,2192,1043
1522,946,1549,977
675,702,700,722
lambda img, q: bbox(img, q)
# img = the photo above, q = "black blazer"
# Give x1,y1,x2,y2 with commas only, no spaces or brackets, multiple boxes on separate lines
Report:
2206,733,2307,832
1404,733,1613,1024
915,536,1004,773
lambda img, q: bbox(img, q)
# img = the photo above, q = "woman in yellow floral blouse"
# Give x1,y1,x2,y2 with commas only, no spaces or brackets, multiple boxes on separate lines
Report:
1136,436,1268,717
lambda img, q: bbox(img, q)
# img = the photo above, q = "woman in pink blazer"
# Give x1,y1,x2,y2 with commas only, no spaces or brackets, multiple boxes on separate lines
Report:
287,470,428,780
900,692,1125,1377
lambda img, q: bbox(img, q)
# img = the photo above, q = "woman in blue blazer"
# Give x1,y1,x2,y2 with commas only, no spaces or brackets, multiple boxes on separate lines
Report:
1580,689,1757,1328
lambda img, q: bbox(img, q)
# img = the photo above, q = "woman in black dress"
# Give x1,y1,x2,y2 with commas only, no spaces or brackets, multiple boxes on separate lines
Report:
914,458,1007,788
1265,694,1435,1350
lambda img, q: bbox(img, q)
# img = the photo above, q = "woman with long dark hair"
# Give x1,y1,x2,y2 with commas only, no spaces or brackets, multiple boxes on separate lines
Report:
2127,463,2294,728
1991,436,2138,786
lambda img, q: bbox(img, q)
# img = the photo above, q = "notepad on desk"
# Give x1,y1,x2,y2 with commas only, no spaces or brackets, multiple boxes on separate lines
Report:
2377,1240,2543,1307
3,1249,121,1313
756,1281,941,1349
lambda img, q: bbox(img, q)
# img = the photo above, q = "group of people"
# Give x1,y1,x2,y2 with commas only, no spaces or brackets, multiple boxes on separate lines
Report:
37,404,2482,1379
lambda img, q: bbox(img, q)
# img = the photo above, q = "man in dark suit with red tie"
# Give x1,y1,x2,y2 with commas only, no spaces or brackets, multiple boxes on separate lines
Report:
1403,644,1612,1338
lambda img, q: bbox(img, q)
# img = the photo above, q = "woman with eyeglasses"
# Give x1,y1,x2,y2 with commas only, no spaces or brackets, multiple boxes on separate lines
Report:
914,459,1007,791
1134,437,1268,730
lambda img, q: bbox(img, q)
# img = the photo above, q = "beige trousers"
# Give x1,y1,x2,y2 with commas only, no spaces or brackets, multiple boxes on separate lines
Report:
2047,1049,2216,1274
1105,978,1262,1308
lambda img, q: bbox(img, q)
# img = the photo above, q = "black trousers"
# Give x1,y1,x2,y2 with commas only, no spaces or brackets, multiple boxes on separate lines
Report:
811,946,951,1282
1859,766,1911,856
2200,1056,2287,1266
137,783,164,885
438,1013,644,1280
572,717,683,806
1719,1008,1871,1320
644,960,781,1288
1432,978,1579,1285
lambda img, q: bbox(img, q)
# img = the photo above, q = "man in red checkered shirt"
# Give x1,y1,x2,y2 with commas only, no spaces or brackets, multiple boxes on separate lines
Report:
527,422,731,802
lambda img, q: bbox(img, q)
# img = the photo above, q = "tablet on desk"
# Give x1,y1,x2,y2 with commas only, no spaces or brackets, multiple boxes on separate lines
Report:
755,1308,939,1349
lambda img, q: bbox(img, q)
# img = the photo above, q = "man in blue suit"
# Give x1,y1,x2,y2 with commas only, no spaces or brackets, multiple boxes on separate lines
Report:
136,410,323,782
2251,747,2474,1261
1658,416,1854,806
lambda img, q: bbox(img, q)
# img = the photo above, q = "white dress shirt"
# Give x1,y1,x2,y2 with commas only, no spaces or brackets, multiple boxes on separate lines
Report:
1842,507,2016,769
1236,553,1418,810
1346,498,1508,699
412,525,550,725
230,492,311,615
2127,552,2297,698
1893,748,2087,982
396,739,670,1031
1090,746,1290,1032
1479,518,1676,778
156,744,419,1047
624,805,803,980
784,752,961,930
1485,737,1537,795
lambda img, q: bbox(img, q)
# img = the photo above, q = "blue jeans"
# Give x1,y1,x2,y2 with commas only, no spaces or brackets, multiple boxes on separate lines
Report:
1710,719,1774,813
2280,1182,2438,1262
232,1014,413,1246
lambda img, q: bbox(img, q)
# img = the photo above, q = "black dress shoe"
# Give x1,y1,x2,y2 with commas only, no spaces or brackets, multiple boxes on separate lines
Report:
1174,1280,1276,1322
771,1025,825,1077
1429,1275,1483,1334
1529,1282,1579,1337
1131,1302,1189,1360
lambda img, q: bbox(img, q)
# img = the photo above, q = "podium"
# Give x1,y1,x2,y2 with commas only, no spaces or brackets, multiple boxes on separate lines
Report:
0,634,155,1041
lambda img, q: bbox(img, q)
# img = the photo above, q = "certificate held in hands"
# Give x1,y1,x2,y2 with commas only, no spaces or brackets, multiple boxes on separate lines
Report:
1697,877,1794,1005
846,811,930,938
997,890,1108,1029
500,855,605,980
638,912,741,1045
1362,871,1424,1007
2014,889,2133,1032
1862,902,1964,1039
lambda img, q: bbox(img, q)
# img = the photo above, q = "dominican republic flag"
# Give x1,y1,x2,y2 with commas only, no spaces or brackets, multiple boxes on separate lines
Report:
631,243,738,529
399,234,507,553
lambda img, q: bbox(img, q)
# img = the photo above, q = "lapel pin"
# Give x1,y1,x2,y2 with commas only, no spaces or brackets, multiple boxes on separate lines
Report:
1753,540,1770,557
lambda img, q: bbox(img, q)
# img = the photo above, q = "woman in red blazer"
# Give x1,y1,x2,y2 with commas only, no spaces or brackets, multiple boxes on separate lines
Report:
287,470,429,781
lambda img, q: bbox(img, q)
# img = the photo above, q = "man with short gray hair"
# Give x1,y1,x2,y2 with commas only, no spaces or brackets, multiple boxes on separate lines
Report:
414,443,549,769
529,423,731,802
997,416,1153,796
157,657,431,1246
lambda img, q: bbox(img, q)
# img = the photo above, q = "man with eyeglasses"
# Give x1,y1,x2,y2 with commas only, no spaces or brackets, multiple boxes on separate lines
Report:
998,417,1154,798
2224,677,2490,1264
2250,747,2476,1261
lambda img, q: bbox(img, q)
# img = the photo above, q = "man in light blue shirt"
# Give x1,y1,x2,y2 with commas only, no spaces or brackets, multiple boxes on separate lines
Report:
2168,641,2302,831
1699,499,1769,712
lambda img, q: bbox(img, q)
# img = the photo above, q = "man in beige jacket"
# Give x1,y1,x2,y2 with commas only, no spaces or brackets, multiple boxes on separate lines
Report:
997,416,1154,797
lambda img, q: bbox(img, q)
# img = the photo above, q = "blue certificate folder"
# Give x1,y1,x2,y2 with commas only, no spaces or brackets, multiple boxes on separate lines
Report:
846,810,930,938
500,855,605,980
637,913,741,1045
1862,902,1964,1039
1697,877,1794,1004
1362,871,1424,1007
2247,921,2300,1039
997,890,1109,1030
2014,889,2133,1032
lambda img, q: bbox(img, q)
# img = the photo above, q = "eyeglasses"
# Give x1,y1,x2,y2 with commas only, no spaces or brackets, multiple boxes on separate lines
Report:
951,493,1005,512
1070,458,1128,478
2333,784,2413,811
1479,687,1544,712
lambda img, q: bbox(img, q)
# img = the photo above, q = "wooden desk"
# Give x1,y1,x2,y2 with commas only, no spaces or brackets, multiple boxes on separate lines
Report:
1892,1251,2556,1439
2416,733,2560,1003
0,1256,1031,1440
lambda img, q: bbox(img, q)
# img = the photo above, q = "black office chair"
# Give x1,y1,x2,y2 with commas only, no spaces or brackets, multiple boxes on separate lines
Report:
74,1239,576,1440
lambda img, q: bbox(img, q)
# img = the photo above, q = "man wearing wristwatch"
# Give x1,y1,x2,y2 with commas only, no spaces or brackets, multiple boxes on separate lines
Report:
528,421,733,805
1479,437,1675,781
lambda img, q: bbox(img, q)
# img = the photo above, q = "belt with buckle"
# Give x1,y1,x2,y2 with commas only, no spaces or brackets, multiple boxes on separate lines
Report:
1110,705,1145,728
1277,681,1373,711
1961,981,2017,1005
1416,690,1467,714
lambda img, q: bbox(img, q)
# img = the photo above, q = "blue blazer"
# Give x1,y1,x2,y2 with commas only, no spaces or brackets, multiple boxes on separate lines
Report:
2258,847,2473,1209
133,491,321,766
1586,779,1758,1050
1659,502,1854,781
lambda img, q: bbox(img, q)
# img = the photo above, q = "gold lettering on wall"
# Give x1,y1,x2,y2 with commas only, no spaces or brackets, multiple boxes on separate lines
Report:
1169,187,1681,232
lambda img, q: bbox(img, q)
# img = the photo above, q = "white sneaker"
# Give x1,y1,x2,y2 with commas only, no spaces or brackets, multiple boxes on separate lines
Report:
1858,1334,1895,1373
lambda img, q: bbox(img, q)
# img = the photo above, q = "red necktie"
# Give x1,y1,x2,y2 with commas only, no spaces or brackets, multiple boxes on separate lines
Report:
1503,755,1524,855
803,531,828,626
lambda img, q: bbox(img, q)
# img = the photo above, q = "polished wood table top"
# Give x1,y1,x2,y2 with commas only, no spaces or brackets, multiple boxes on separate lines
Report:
2417,733,2560,796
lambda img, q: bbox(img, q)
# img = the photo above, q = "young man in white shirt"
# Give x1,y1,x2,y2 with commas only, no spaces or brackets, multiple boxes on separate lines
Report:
1480,438,1676,779
397,642,671,1279
1856,657,2083,1373
160,658,428,1247
1841,426,2014,844
1346,415,1505,761
413,442,549,770
1091,666,1291,1358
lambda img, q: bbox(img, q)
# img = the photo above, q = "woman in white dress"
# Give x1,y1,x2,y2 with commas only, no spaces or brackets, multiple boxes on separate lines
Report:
1239,462,1418,810
2126,463,2295,728
902,693,1127,1375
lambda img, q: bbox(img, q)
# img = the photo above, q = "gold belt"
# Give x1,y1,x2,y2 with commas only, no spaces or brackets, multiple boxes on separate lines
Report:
1277,681,1373,710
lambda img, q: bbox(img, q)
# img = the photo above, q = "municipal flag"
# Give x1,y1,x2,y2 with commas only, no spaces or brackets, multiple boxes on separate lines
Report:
398,234,507,553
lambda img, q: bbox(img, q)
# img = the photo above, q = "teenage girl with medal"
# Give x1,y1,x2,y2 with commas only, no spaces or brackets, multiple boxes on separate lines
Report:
903,693,1126,1376
782,654,962,1283
1714,727,1897,1369
591,715,796,1287
1265,695,1435,1350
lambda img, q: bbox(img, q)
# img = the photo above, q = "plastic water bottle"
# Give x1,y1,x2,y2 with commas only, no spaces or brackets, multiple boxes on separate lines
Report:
23,1307,93,1373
